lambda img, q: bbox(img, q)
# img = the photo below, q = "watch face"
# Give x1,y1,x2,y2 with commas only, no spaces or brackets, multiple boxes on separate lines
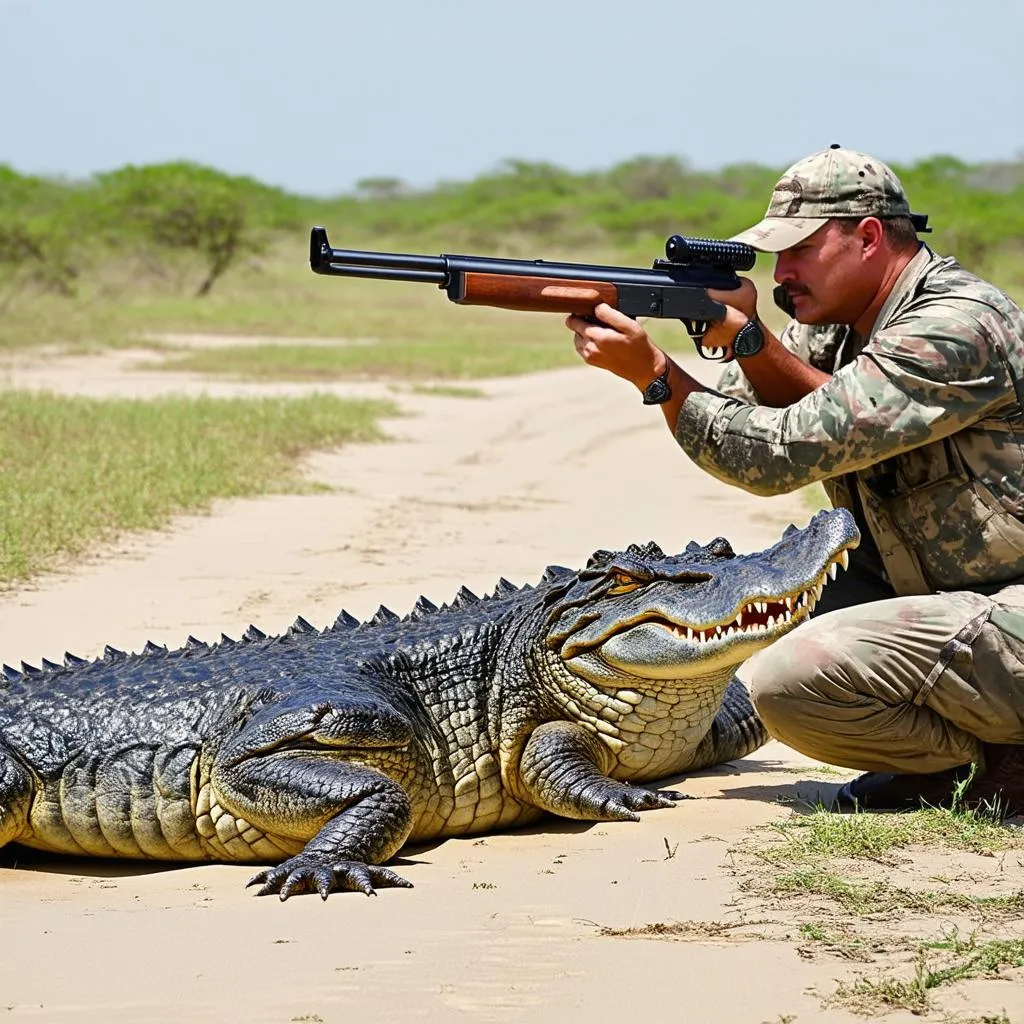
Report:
733,320,764,358
642,373,672,405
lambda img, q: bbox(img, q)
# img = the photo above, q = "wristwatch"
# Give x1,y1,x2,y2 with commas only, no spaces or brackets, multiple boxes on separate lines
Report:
732,319,765,358
641,368,672,405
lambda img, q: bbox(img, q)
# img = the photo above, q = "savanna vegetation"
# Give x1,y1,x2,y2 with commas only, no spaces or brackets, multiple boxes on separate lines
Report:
2,153,1023,363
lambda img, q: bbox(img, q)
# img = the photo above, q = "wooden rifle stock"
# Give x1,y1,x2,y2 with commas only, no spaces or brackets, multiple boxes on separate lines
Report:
455,274,618,315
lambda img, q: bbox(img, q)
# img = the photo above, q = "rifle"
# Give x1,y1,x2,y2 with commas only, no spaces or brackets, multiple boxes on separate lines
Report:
308,227,757,360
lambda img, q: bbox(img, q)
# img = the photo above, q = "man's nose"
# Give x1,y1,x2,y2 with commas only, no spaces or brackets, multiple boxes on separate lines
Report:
773,253,794,285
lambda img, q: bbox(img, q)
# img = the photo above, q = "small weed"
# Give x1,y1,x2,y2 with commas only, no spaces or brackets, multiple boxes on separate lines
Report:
597,920,752,941
471,881,497,890
797,920,896,962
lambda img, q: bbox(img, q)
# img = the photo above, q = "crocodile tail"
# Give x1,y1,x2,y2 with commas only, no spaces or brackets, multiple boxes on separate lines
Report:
685,677,768,773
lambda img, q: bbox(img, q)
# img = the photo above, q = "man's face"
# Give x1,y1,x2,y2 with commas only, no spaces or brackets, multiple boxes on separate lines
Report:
773,221,878,326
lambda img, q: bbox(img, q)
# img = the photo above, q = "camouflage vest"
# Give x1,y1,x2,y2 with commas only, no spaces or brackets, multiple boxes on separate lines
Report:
714,246,1024,597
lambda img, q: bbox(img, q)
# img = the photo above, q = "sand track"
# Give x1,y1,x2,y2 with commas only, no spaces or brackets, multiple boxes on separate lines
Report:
2,348,1019,1023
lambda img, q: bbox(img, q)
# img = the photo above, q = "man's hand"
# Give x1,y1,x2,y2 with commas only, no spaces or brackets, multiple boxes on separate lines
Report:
565,303,666,390
700,279,760,361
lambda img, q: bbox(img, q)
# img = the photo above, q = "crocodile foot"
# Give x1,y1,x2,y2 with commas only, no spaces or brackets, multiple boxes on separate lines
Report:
247,855,414,901
596,785,689,821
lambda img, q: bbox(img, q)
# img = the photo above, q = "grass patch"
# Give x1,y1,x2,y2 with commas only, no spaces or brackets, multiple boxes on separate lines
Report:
831,936,1024,1016
762,865,1024,919
152,337,572,381
732,786,1024,1017
765,801,1021,862
0,390,395,584
403,383,485,399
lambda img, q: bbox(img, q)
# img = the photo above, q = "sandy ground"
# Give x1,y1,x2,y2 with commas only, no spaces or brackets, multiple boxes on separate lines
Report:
2,345,1023,1023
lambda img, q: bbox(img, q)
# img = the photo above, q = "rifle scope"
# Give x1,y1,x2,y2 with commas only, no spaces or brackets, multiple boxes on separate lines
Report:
664,235,757,272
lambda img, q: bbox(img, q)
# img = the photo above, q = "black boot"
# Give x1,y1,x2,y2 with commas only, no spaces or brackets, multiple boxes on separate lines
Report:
833,764,974,812
963,743,1024,817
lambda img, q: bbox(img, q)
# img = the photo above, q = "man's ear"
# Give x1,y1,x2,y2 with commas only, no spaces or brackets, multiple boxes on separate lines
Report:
858,217,885,258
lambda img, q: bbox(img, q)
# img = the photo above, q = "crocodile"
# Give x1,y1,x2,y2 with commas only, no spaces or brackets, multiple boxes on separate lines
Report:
0,508,858,900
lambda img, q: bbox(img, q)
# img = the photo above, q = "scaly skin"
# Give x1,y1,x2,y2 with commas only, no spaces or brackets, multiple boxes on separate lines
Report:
0,509,859,899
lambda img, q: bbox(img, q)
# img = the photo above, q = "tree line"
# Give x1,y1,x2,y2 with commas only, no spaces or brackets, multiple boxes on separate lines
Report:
1,154,1021,302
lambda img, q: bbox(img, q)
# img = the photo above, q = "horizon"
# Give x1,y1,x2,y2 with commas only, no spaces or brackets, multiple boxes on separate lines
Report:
4,149,1023,201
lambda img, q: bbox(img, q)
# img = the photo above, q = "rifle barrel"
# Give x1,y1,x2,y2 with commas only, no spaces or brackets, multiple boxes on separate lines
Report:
316,264,448,285
309,227,748,291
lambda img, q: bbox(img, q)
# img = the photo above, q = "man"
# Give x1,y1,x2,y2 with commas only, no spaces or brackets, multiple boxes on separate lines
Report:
565,145,1024,813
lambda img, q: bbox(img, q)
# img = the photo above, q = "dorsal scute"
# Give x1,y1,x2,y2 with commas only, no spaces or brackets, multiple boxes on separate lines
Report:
2,664,22,682
103,645,126,663
288,616,316,636
219,633,237,648
243,625,267,643
452,586,479,609
332,610,360,631
185,636,208,653
143,640,168,656
20,661,42,676
370,605,399,626
409,595,438,621
64,651,88,668
492,577,518,598
40,658,62,673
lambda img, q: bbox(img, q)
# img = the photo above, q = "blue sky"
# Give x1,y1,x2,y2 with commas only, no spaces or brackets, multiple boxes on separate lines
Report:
2,0,1021,195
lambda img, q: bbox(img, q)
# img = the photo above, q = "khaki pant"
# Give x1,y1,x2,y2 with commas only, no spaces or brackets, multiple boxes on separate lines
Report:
747,576,1024,774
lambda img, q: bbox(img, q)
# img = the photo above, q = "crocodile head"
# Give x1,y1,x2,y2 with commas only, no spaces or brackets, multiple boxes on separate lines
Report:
542,507,860,684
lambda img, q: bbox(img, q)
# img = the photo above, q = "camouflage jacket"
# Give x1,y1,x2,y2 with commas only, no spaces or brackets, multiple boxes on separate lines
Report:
675,246,1024,596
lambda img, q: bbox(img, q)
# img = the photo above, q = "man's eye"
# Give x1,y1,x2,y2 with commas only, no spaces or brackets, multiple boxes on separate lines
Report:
607,573,640,595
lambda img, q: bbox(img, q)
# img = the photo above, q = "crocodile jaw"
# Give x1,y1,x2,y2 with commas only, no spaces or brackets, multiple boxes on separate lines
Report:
577,546,851,681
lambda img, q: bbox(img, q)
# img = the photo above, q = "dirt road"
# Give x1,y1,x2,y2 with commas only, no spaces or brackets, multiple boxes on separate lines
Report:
1,351,1019,1023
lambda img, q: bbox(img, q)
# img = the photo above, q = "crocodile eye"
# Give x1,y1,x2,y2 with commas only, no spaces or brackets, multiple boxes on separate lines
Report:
607,572,641,595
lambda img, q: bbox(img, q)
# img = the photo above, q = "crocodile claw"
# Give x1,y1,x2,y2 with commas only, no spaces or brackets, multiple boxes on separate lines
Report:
574,781,684,822
247,856,414,900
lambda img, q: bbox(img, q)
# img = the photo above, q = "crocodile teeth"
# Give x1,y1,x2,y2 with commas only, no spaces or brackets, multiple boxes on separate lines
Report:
828,564,839,580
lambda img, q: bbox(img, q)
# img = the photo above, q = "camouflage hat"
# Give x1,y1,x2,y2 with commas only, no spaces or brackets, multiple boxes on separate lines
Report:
731,145,925,252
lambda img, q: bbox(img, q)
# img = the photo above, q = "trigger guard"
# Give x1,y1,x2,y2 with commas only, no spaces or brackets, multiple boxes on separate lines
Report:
680,318,726,361
695,345,728,362
680,318,709,339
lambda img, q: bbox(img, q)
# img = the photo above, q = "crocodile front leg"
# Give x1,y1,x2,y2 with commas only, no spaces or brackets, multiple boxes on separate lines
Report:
517,721,683,821
0,743,32,849
213,753,415,900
